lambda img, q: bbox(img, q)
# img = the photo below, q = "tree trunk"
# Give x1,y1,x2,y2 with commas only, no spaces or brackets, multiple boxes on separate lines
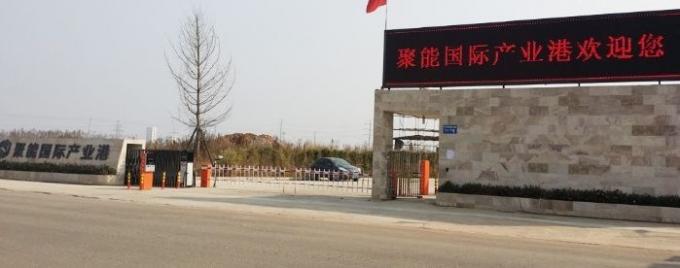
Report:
193,129,201,167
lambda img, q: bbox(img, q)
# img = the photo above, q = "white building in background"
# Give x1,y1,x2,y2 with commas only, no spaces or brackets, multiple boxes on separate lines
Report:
146,127,157,143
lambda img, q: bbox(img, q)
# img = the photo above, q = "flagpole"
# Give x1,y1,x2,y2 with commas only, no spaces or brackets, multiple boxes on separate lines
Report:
381,1,388,89
384,1,388,30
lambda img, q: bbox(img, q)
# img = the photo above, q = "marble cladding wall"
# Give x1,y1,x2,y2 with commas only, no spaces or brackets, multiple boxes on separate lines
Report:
373,85,680,198
438,85,680,196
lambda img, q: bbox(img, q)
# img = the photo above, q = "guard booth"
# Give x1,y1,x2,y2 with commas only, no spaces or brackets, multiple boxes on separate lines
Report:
124,150,194,188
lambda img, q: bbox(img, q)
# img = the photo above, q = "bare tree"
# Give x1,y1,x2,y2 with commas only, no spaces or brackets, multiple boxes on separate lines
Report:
166,11,233,165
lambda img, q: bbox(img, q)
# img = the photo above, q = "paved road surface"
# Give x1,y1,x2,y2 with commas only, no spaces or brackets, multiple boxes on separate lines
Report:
0,190,678,268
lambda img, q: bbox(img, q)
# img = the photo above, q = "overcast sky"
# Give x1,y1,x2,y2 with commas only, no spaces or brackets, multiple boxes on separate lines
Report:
3,0,680,145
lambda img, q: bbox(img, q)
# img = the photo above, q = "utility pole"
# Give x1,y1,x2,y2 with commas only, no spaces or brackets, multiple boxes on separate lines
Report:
279,119,283,142
170,107,179,141
87,117,92,137
114,120,123,139
368,119,373,147
313,131,317,146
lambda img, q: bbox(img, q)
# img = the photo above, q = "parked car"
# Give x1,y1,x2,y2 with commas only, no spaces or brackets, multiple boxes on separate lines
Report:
310,157,361,181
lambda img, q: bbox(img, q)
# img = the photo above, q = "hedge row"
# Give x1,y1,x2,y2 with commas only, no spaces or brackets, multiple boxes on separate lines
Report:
0,161,117,175
438,182,680,208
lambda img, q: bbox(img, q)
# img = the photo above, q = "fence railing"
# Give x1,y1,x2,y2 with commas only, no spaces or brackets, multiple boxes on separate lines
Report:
212,165,373,194
212,165,288,178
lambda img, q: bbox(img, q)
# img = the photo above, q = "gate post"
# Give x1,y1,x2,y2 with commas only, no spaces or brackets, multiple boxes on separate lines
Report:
371,107,393,200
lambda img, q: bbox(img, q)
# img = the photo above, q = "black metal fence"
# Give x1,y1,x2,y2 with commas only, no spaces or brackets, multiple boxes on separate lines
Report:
124,150,193,187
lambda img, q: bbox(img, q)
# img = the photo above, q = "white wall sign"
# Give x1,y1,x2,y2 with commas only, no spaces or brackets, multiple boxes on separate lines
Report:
446,149,456,160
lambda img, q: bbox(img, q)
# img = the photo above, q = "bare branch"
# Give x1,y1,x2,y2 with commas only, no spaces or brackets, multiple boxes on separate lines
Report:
166,11,233,164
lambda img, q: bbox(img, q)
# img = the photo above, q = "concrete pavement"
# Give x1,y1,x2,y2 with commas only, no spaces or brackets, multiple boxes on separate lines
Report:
3,188,680,267
1,179,680,254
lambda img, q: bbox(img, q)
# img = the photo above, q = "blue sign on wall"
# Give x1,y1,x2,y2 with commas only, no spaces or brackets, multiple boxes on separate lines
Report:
442,125,458,134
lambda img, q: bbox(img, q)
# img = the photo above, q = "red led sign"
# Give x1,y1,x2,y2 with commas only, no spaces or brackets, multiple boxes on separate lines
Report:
383,9,680,87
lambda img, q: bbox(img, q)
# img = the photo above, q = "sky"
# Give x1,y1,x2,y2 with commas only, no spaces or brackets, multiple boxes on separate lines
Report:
3,0,680,146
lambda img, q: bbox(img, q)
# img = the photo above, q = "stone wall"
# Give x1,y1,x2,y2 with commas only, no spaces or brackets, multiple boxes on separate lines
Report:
0,137,145,185
0,170,120,185
373,85,680,199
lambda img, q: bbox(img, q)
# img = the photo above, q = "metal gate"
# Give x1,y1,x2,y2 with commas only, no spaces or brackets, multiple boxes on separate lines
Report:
387,150,438,198
124,150,193,187
148,150,191,187
124,150,141,185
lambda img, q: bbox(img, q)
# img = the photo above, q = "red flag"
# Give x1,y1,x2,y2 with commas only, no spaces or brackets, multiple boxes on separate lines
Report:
366,0,386,13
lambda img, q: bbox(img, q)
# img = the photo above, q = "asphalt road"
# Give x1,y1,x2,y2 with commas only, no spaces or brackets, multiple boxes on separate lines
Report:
0,190,677,268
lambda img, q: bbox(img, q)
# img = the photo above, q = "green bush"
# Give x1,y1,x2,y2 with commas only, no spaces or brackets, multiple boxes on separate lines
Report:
439,182,680,208
0,161,117,175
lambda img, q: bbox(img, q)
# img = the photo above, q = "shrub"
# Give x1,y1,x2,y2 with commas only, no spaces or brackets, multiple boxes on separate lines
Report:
151,134,375,171
0,161,117,175
439,182,680,208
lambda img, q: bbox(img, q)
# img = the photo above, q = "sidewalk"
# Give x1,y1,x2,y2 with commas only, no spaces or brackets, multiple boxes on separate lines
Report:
1,179,680,252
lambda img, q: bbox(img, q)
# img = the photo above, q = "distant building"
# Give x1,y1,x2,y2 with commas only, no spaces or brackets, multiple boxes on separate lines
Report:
146,127,157,143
